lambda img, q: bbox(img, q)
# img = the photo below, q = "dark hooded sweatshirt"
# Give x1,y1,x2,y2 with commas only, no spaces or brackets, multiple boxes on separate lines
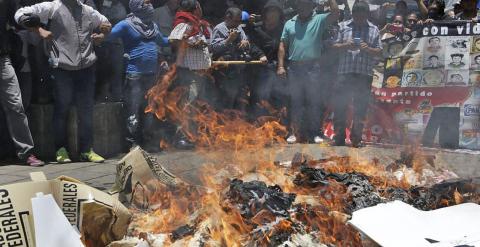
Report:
0,0,17,55
246,0,284,61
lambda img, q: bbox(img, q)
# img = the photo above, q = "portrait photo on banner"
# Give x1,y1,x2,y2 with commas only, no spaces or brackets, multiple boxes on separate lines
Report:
446,70,469,86
402,70,424,87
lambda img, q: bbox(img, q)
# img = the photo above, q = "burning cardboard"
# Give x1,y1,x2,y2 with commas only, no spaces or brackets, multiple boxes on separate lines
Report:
110,148,480,246
0,172,131,247
110,147,180,209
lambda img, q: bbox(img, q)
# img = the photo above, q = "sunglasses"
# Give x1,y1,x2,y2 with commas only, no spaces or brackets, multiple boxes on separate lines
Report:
407,19,416,23
393,20,403,24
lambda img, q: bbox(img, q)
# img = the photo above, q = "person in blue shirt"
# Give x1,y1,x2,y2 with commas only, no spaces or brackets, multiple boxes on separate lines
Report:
108,0,169,148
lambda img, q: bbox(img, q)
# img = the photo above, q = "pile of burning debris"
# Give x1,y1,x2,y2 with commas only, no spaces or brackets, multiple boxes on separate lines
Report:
108,150,480,247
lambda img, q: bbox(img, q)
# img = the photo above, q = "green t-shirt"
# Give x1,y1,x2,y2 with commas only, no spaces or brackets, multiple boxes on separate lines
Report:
281,13,329,61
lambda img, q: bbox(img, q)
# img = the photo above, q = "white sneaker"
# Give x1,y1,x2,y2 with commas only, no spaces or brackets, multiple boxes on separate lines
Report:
286,135,297,144
313,136,324,144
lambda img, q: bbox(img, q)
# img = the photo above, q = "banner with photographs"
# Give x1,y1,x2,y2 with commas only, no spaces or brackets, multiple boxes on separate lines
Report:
367,21,480,149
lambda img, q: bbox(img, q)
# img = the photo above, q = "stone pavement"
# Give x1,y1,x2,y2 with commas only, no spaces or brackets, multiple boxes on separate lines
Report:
1,144,480,191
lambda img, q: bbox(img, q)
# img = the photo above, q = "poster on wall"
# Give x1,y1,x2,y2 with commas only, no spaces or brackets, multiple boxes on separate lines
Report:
368,21,480,149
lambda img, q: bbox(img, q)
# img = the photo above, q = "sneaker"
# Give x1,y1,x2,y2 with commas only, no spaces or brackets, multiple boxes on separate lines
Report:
26,155,45,167
56,147,72,163
313,136,324,144
286,135,297,144
174,138,195,150
80,149,105,163
351,141,366,148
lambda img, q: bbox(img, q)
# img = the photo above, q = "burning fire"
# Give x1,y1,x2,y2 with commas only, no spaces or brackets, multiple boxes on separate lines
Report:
112,67,480,247
145,65,287,151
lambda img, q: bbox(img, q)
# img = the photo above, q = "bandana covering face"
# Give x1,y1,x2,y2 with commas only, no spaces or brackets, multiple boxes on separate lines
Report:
173,11,211,39
126,0,158,39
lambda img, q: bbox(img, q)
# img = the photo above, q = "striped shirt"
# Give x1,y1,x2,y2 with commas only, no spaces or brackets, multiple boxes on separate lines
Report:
169,23,212,70
335,20,382,76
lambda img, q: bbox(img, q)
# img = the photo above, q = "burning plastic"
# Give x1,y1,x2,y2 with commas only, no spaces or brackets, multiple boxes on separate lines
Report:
294,166,384,212
226,179,296,218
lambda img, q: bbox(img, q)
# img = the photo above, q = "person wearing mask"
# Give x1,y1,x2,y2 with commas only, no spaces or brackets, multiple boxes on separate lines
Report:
108,0,169,149
15,0,111,163
247,0,287,120
277,0,339,144
168,0,212,149
211,7,267,111
332,1,382,148
0,0,45,166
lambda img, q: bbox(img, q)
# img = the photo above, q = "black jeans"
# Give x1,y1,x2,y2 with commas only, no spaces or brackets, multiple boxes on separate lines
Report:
250,63,289,124
216,66,247,111
170,67,209,138
124,73,156,145
422,107,460,149
287,63,327,139
95,42,124,102
333,73,373,145
52,66,96,153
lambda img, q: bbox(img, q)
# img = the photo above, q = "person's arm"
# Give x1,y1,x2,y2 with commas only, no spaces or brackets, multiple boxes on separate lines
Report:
238,27,250,49
332,26,355,51
174,39,188,66
155,31,170,47
416,0,428,19
360,27,382,57
85,6,111,45
277,41,287,77
106,20,126,41
325,0,340,26
210,25,238,56
15,1,53,26
89,6,111,33
277,23,289,78
250,42,267,63
15,2,56,40
169,23,189,65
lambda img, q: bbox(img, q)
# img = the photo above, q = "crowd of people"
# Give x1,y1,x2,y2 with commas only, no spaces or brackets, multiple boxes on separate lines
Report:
0,0,476,166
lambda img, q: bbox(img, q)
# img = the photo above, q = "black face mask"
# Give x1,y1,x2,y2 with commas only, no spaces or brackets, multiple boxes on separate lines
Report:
428,9,441,19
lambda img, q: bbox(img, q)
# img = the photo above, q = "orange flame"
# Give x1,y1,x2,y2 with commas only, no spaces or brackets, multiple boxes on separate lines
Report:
145,65,287,151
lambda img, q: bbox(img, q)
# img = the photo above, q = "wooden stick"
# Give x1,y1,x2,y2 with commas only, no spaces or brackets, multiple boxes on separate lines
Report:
212,60,264,65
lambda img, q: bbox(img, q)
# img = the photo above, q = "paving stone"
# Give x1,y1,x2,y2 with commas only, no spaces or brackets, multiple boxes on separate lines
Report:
2,144,480,192
0,174,30,184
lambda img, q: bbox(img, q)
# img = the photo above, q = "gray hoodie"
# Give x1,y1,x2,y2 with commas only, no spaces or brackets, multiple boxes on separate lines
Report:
15,0,109,71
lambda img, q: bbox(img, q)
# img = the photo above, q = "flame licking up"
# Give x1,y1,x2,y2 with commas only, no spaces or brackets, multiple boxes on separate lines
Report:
128,66,476,246
145,65,287,151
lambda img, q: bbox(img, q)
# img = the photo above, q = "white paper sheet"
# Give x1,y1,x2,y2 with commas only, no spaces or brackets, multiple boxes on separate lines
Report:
31,193,84,247
348,201,480,247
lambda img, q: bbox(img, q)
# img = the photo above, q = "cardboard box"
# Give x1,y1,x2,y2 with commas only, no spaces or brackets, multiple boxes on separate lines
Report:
0,172,131,247
109,147,179,208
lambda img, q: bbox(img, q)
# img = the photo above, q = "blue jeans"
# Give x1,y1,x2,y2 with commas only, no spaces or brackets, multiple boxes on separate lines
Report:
52,66,96,153
124,73,156,145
